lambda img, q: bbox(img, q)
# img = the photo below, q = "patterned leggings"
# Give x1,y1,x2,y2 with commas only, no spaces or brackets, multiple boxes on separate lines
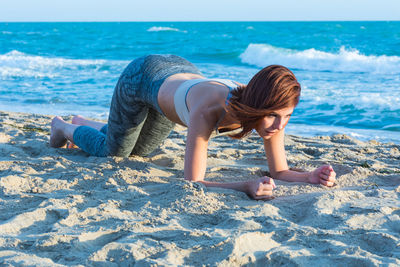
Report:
72,55,201,157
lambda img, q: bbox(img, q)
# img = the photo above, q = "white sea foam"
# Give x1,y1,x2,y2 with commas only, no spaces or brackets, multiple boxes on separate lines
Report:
301,87,400,111
286,123,400,144
147,26,186,33
0,102,109,120
0,50,115,78
240,44,400,74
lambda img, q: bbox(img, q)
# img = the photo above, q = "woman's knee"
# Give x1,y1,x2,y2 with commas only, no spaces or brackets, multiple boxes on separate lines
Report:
107,144,134,158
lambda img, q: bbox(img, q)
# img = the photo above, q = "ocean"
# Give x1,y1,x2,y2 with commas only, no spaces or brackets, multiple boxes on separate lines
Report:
0,22,399,143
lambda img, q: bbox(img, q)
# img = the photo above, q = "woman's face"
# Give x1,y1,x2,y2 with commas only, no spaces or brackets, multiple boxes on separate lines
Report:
255,106,295,140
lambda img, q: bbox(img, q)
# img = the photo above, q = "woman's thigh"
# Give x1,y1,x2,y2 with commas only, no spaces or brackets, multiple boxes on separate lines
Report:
106,57,149,157
132,107,175,156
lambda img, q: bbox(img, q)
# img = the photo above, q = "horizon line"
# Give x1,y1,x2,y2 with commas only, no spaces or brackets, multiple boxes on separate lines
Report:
1,20,399,23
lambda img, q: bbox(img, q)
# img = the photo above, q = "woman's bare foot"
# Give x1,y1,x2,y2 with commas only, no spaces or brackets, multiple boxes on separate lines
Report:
71,115,106,131
66,141,78,149
71,115,86,125
64,115,86,148
50,116,68,148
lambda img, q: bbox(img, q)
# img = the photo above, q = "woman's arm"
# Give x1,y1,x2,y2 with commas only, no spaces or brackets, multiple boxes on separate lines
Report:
183,107,214,181
264,130,336,186
199,178,276,200
184,108,275,199
272,166,336,186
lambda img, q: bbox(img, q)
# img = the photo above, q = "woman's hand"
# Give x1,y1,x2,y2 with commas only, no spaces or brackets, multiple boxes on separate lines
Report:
246,177,276,200
308,165,336,186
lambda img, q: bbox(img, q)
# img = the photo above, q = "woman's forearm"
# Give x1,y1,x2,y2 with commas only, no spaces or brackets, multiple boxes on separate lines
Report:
273,169,311,183
191,179,249,193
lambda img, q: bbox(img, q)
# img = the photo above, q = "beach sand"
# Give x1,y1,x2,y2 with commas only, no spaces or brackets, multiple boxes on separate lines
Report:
0,110,399,266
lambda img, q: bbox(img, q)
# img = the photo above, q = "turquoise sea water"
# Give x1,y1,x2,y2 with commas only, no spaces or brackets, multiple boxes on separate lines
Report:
0,22,399,143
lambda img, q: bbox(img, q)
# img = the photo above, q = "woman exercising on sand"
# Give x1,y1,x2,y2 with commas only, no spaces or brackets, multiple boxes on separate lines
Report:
50,54,336,200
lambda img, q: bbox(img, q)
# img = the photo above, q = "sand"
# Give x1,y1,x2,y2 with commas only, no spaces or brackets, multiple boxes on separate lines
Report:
0,110,399,266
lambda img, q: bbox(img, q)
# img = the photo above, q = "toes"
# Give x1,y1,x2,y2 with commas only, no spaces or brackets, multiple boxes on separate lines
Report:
50,117,67,148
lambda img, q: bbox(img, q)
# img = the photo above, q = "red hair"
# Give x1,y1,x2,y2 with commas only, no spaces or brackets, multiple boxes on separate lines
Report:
227,65,301,139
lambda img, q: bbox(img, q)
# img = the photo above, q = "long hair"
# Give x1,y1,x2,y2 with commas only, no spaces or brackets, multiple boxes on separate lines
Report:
227,65,301,139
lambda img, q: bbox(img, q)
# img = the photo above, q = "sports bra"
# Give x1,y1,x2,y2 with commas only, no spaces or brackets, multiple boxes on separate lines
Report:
174,78,242,136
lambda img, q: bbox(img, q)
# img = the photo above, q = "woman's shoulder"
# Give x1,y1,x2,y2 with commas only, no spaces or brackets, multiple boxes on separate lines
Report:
186,82,228,117
193,82,229,102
